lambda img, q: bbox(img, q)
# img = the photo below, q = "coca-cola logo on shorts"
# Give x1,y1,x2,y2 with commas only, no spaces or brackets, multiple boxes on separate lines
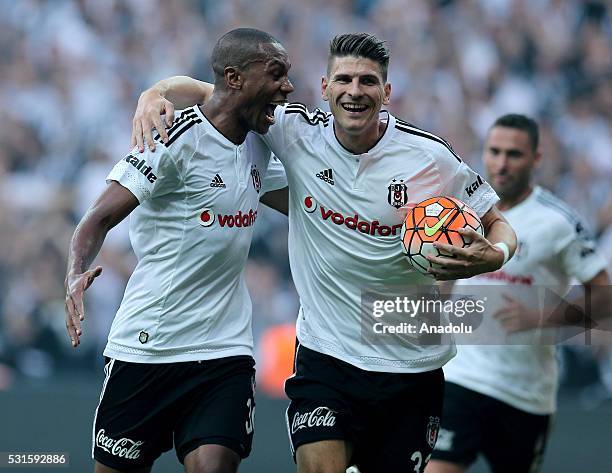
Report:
291,406,337,434
96,429,144,460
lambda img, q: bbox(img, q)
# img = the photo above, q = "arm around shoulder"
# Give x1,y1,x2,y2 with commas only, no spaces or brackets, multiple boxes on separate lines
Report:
132,76,214,152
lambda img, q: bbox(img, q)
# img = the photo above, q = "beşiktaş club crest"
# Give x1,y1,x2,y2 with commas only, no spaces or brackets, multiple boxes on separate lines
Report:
426,416,441,448
251,165,262,193
387,178,408,209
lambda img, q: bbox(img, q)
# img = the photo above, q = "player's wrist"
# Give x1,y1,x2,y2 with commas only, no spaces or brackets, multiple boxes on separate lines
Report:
140,85,165,104
492,242,510,268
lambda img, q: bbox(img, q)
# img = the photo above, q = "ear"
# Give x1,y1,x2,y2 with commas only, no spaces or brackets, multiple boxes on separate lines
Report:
533,148,543,168
382,82,391,106
225,66,242,90
321,76,329,102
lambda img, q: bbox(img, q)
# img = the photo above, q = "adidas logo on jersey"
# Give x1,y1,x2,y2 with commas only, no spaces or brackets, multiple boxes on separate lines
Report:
316,169,334,185
125,155,157,183
210,174,226,188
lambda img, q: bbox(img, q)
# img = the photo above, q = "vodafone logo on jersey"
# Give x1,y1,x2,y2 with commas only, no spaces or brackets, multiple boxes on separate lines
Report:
199,208,216,227
303,195,402,237
198,208,258,228
302,195,318,213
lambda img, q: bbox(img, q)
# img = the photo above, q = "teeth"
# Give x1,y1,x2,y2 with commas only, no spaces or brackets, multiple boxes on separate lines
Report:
342,104,367,112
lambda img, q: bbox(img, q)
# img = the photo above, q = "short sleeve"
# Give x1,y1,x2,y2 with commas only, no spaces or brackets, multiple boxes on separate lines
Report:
261,155,288,194
557,219,607,283
260,103,330,162
437,149,499,217
106,146,181,203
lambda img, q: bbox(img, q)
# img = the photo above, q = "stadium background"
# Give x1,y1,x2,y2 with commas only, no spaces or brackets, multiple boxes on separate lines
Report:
0,0,610,471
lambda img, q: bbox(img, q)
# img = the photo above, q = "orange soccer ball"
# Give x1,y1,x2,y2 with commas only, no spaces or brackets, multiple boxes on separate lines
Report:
401,196,483,276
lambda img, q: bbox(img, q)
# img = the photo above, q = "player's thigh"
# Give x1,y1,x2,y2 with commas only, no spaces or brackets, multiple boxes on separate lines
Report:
183,444,240,473
296,439,353,473
482,408,552,473
174,356,256,464
93,359,176,471
429,382,484,470
355,369,445,473
285,345,361,461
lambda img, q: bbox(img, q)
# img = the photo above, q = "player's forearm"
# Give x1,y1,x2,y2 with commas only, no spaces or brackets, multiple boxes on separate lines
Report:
486,220,517,253
153,76,214,108
67,183,139,278
482,209,517,266
66,206,117,279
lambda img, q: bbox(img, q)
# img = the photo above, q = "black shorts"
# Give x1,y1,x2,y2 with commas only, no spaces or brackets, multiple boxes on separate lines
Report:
431,382,552,473
92,356,255,470
285,343,444,473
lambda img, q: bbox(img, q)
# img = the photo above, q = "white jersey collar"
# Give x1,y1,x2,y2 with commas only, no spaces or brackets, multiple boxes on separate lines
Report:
324,110,396,158
193,104,242,149
502,186,539,215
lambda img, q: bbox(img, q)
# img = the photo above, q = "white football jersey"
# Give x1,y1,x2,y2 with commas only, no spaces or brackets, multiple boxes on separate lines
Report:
260,104,499,373
444,186,607,413
103,106,287,363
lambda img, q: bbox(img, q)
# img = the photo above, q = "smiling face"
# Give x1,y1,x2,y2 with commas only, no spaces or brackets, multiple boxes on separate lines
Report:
322,56,391,148
239,43,294,134
483,126,541,205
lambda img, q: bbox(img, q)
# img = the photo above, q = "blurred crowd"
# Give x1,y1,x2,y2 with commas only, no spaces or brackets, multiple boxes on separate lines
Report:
0,0,610,399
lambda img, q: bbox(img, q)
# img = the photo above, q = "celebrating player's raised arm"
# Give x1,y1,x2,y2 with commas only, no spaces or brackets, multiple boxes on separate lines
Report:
427,205,517,280
65,182,139,347
132,76,214,152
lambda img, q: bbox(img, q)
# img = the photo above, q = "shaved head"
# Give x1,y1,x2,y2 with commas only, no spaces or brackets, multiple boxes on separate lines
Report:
211,28,282,88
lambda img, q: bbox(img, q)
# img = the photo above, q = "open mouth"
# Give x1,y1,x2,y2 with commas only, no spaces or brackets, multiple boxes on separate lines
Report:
341,103,368,113
264,101,287,125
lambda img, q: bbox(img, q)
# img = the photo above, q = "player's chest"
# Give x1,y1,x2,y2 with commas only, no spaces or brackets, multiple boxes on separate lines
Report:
504,212,558,272
289,147,441,224
183,149,265,212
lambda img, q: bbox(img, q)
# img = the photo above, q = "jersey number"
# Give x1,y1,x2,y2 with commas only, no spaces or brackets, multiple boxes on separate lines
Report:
410,451,431,473
245,398,255,434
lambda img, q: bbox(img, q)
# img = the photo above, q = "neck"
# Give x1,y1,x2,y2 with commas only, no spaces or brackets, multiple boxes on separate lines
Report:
497,184,534,211
335,119,386,155
200,94,248,145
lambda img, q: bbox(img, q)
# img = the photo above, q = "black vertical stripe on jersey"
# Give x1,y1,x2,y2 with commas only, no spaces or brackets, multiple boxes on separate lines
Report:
153,108,195,137
285,103,330,126
395,121,462,163
285,102,330,120
285,109,330,126
164,118,202,147
158,112,198,139
165,111,198,135
154,108,199,142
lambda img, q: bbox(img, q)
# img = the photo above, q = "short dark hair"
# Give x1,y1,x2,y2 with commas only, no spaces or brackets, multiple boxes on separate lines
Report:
211,28,281,87
328,33,390,81
492,114,539,151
